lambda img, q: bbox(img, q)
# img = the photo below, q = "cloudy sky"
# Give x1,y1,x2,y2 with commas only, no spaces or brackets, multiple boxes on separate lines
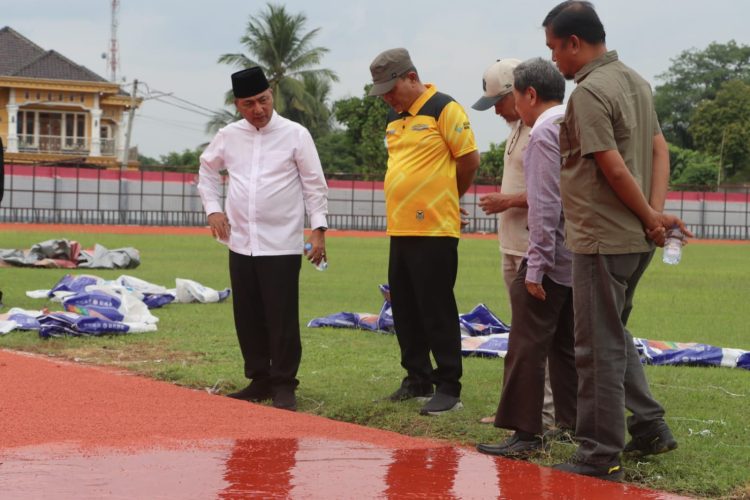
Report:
5,0,749,158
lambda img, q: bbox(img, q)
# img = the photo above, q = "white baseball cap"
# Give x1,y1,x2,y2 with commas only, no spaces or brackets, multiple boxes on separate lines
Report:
471,58,522,111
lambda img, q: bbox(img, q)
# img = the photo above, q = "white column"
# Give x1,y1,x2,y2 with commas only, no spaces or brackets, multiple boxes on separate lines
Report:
90,108,102,156
6,88,18,152
116,110,128,162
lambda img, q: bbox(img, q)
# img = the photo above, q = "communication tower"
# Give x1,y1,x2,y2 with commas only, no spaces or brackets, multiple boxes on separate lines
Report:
108,0,120,82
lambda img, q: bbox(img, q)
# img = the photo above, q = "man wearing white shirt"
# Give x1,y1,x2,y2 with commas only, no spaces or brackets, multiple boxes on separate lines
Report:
198,67,328,412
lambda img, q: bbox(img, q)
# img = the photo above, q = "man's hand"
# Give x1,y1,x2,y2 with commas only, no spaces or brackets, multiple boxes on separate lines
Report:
525,280,546,301
646,212,693,247
460,207,470,228
207,212,231,241
478,192,527,215
305,228,327,265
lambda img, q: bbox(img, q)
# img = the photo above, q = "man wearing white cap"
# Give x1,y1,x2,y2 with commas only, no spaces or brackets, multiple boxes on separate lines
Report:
472,59,556,430
473,59,529,298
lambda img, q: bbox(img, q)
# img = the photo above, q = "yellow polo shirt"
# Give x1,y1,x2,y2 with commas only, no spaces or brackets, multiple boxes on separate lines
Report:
384,84,477,238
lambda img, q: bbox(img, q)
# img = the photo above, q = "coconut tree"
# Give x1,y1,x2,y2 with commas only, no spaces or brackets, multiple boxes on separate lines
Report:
207,3,337,136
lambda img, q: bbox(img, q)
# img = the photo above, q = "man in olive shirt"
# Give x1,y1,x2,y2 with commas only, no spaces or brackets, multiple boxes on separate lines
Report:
543,1,691,481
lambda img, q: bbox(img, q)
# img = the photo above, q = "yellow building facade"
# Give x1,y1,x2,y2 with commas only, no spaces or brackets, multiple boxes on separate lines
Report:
0,26,141,168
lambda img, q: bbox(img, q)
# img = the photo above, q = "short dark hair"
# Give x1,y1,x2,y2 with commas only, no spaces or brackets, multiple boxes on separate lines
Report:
543,1,606,45
513,58,565,103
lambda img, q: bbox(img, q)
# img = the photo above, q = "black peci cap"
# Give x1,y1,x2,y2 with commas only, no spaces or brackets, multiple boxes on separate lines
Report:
231,67,270,98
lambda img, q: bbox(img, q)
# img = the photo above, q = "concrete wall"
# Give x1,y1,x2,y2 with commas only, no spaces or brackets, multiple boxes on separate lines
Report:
1,166,748,239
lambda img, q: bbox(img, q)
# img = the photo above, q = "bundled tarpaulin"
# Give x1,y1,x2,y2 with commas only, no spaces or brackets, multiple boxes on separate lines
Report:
634,338,750,370
308,284,393,332
461,333,510,358
0,239,140,269
0,239,81,268
0,308,45,335
62,291,125,322
26,274,162,326
0,274,232,337
0,304,155,336
459,304,511,336
308,285,750,370
26,274,230,307
174,278,231,304
37,311,156,338
454,334,750,370
307,284,510,338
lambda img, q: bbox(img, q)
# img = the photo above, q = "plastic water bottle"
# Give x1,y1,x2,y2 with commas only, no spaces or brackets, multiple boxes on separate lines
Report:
662,226,684,265
304,242,328,271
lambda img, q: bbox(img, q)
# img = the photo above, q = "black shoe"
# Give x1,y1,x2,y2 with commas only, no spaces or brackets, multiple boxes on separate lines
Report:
624,423,678,456
272,389,297,411
385,383,434,402
419,392,463,416
477,432,547,459
553,456,624,482
227,381,273,402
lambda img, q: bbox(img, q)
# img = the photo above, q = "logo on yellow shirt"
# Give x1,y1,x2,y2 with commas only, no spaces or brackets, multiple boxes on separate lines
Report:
455,121,471,133
416,210,425,221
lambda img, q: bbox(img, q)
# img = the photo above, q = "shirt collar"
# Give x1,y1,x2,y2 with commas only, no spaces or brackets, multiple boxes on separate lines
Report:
574,50,618,83
241,110,278,132
530,104,567,135
405,84,437,116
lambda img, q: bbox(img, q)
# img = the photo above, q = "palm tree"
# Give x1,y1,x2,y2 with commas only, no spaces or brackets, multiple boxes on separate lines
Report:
207,3,338,136
205,109,239,135
284,73,333,137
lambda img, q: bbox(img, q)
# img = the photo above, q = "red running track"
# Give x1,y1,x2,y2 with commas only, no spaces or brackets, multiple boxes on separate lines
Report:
0,350,688,499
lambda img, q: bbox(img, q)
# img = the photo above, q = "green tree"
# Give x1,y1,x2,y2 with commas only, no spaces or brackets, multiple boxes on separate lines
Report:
332,84,389,176
315,130,357,173
210,3,338,138
668,143,719,189
654,40,750,149
689,80,750,180
158,147,205,171
477,141,506,183
138,154,159,167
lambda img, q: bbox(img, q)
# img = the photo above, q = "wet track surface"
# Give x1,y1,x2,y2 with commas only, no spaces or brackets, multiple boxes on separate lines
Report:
0,350,688,499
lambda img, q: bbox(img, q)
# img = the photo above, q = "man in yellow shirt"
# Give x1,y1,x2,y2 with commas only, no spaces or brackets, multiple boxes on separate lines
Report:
368,48,480,415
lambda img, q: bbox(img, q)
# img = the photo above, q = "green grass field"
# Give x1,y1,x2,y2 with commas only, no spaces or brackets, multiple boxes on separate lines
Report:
1,230,748,498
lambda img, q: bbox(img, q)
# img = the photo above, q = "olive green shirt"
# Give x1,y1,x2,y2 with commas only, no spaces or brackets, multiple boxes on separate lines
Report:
560,50,661,254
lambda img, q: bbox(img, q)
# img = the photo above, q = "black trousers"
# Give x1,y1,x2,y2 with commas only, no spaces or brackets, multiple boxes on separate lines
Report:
388,236,462,397
495,260,577,434
229,251,302,391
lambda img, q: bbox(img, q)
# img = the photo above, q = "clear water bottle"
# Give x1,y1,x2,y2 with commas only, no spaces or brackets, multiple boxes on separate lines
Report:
662,226,684,265
304,242,328,271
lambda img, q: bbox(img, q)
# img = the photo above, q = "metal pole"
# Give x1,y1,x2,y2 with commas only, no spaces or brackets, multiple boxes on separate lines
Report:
119,79,138,223
718,129,726,189
121,79,138,171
